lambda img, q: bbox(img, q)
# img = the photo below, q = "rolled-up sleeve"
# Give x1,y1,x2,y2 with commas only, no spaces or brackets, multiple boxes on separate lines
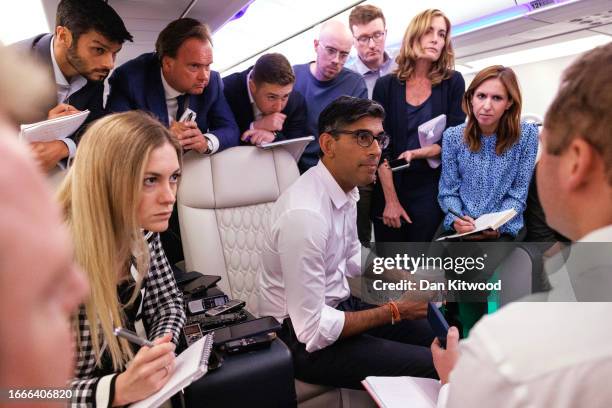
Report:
276,209,345,352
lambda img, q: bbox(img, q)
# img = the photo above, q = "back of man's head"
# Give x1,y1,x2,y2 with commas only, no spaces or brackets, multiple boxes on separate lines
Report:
544,42,612,184
56,0,133,44
252,53,295,86
155,18,211,61
318,95,385,137
348,4,386,31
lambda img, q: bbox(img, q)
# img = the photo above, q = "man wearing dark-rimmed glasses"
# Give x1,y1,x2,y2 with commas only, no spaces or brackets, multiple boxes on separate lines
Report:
346,4,397,98
259,96,437,389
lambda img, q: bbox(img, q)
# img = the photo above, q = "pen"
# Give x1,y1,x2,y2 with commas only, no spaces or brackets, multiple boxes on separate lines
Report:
448,208,473,223
114,327,155,348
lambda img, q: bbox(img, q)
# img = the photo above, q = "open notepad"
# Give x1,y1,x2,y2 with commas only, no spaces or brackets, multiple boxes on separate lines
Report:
362,376,441,408
19,110,90,143
259,136,315,162
436,208,518,241
131,333,214,408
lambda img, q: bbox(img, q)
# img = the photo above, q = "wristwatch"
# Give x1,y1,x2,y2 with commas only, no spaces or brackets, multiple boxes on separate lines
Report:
203,136,213,154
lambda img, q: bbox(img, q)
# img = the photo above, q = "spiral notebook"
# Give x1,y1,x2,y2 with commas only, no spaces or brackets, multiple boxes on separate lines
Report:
131,333,214,408
19,110,90,143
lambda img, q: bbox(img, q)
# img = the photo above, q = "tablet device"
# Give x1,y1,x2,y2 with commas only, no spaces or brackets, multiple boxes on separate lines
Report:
212,316,281,345
427,302,449,348
181,274,221,295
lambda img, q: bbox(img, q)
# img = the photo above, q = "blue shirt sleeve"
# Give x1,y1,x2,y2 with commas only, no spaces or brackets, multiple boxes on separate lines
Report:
438,125,466,231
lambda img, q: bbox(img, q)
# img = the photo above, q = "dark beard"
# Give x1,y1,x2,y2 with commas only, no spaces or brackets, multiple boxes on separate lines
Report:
66,45,109,82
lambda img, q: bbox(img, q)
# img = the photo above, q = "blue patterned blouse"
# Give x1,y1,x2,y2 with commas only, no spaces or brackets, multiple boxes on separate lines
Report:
438,122,539,236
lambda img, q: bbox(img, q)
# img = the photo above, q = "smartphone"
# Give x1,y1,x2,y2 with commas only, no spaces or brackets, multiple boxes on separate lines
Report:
388,158,410,172
213,316,281,345
181,274,221,295
179,108,197,123
427,302,449,348
205,299,246,317
223,332,276,354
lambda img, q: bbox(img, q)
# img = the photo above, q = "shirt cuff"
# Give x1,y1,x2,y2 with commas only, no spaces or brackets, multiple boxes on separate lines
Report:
204,132,220,154
95,373,119,408
62,137,76,159
436,382,450,408
304,306,345,352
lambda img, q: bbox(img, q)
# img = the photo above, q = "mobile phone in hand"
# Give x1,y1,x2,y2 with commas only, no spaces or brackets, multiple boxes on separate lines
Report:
427,302,449,348
388,158,410,172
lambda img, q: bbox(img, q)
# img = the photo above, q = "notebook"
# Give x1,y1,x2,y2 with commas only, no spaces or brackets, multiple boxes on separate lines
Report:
259,136,315,161
19,110,90,143
362,376,441,408
436,208,517,241
130,333,214,408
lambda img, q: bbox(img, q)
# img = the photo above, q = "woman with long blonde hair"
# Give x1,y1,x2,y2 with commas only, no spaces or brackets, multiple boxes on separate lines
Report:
372,9,465,243
438,65,538,240
58,111,186,406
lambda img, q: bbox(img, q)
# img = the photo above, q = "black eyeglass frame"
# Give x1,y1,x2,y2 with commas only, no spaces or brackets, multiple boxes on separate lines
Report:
329,129,389,149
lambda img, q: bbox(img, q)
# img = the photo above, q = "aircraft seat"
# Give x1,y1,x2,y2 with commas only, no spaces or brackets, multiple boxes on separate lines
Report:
177,146,376,408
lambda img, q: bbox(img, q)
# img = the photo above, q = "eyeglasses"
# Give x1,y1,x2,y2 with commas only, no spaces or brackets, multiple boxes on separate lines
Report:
330,129,389,149
355,31,386,46
318,41,350,61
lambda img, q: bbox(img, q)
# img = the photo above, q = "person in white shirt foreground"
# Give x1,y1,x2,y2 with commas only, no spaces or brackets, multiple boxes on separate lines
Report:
431,42,612,408
259,95,437,389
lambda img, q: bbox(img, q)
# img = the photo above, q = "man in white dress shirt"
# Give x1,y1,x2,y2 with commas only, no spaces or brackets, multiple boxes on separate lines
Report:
259,96,437,389
430,43,612,407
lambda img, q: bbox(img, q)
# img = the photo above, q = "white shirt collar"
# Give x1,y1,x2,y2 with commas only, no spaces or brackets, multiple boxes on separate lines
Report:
578,224,612,242
50,35,86,102
314,161,359,210
246,69,263,120
351,51,394,76
160,68,183,100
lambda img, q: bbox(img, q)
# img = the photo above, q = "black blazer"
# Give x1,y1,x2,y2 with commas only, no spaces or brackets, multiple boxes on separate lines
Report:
13,33,105,145
373,70,466,162
223,67,307,143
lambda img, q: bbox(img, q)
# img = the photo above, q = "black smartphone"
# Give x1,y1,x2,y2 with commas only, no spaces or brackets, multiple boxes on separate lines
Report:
213,316,281,345
427,302,449,348
181,274,221,295
388,158,410,172
223,332,276,354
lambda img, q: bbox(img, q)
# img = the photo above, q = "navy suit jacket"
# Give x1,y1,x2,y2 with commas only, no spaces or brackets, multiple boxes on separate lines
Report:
13,33,105,145
107,52,239,152
222,67,307,143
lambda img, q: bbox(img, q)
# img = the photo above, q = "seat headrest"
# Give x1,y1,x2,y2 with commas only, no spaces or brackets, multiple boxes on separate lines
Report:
178,146,299,209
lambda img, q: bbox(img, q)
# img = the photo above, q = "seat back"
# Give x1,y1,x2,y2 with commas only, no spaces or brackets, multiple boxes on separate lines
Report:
177,146,299,315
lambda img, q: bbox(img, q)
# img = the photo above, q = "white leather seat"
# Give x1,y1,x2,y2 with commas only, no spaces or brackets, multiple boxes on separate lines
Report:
177,146,375,407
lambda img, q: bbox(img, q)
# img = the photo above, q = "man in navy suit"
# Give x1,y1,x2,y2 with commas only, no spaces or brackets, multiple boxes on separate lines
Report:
13,0,132,172
223,53,306,145
107,18,239,155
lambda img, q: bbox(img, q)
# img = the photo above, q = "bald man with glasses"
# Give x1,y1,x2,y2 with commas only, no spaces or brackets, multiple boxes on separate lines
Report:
293,20,368,173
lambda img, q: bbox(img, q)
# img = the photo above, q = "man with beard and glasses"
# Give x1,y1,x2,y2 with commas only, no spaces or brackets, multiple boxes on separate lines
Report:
14,0,132,172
